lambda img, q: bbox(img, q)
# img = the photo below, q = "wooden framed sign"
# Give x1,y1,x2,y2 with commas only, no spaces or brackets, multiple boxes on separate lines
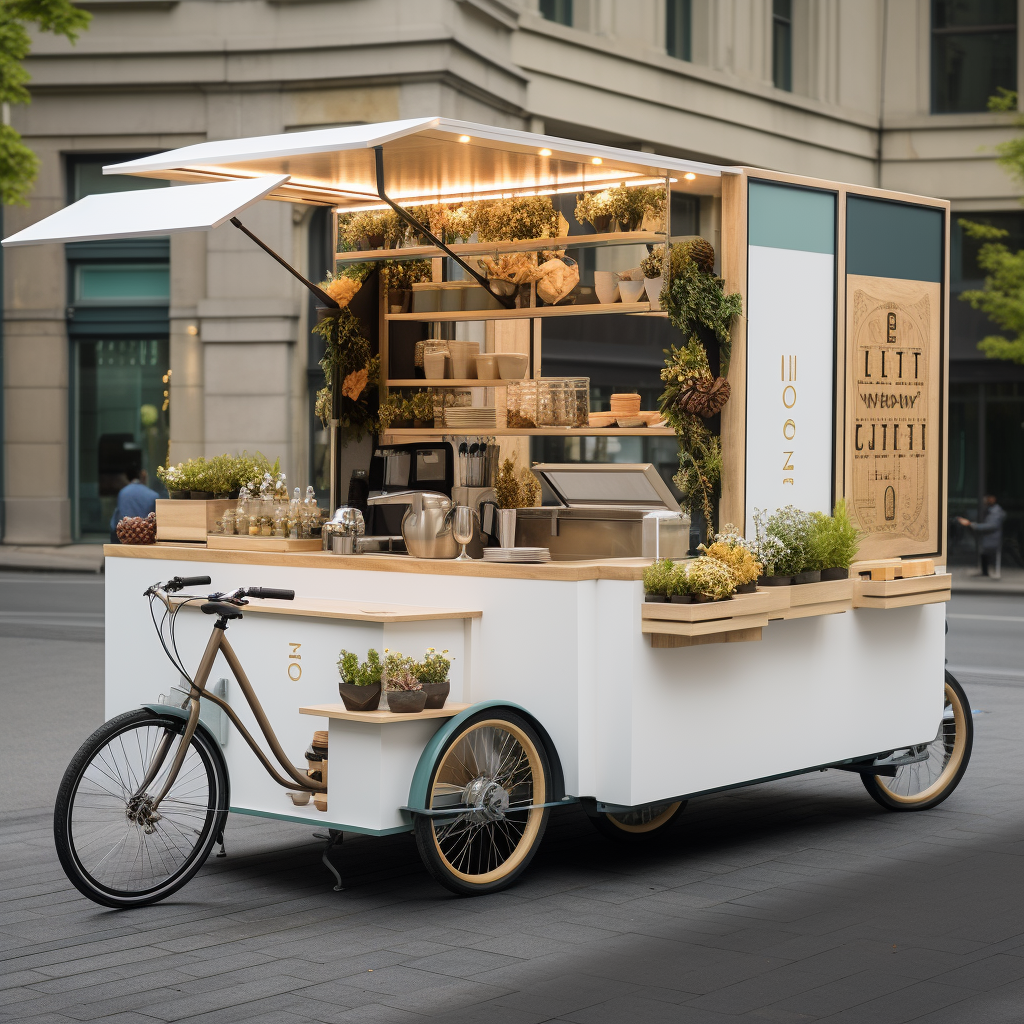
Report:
844,196,946,561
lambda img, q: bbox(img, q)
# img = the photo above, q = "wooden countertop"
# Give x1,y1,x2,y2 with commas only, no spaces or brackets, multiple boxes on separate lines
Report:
104,543,651,581
171,595,481,623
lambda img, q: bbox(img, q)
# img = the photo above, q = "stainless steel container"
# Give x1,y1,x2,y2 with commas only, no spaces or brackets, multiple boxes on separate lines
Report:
513,464,689,561
322,506,366,554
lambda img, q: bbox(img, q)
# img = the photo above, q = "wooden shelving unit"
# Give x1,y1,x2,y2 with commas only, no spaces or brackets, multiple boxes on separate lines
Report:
337,230,662,263
387,378,514,388
382,426,676,439
386,301,650,322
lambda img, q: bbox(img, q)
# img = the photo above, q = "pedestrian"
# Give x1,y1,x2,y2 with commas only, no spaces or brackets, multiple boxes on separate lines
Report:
110,468,159,543
957,494,1006,578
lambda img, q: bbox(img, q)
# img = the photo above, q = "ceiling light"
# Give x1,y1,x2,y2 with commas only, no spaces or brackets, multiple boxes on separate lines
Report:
591,157,602,165
683,172,697,181
458,135,471,143
538,148,552,156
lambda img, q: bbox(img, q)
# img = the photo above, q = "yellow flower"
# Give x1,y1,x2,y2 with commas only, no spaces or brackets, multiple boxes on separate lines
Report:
342,368,368,400
323,276,361,307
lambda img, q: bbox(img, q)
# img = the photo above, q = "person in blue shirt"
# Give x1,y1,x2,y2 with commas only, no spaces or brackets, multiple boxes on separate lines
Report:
110,469,159,542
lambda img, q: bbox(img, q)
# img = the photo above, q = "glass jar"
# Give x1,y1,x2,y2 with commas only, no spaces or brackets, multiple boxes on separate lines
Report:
506,377,590,428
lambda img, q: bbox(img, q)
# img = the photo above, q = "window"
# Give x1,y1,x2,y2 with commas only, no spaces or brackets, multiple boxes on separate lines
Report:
539,0,572,27
666,0,692,61
932,0,1017,113
66,155,170,539
772,0,792,91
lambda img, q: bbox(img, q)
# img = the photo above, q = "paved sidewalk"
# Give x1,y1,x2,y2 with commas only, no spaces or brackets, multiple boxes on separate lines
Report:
949,565,1024,595
0,544,103,573
0,668,1021,1023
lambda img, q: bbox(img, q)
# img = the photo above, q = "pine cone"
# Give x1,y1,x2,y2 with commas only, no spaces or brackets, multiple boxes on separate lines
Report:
116,511,157,545
676,375,731,418
684,237,716,275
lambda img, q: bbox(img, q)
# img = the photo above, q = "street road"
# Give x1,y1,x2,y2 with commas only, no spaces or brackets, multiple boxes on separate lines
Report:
0,572,1022,1023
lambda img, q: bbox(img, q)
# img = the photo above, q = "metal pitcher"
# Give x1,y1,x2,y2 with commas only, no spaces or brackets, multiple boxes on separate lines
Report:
366,491,458,559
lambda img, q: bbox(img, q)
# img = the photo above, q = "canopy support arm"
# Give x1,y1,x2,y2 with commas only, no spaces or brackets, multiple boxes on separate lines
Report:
230,217,339,308
372,146,514,309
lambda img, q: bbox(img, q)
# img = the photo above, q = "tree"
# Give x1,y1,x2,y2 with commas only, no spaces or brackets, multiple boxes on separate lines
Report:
957,89,1024,362
0,0,90,205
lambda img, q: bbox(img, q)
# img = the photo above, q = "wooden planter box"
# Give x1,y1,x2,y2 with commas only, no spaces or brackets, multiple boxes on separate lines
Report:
853,573,952,609
155,498,233,543
642,589,789,648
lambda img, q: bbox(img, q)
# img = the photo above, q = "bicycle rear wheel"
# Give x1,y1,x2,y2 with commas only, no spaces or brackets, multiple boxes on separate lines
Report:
54,709,228,908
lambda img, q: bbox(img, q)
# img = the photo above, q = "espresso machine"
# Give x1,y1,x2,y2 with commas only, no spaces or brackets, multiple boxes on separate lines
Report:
366,441,455,537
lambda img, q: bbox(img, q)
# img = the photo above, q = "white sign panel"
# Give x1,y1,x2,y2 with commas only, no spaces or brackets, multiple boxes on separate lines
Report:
745,244,835,535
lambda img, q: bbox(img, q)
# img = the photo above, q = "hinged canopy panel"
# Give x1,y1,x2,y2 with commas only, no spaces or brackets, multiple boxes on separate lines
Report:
2,175,290,247
103,118,726,208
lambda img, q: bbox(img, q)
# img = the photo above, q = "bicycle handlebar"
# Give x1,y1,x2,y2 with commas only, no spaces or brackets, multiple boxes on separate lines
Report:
245,587,295,601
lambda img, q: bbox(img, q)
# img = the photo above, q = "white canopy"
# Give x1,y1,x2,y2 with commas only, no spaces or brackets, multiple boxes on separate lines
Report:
101,117,727,208
2,174,290,247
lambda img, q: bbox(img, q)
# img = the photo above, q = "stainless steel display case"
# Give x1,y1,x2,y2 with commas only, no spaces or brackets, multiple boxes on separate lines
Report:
514,464,690,560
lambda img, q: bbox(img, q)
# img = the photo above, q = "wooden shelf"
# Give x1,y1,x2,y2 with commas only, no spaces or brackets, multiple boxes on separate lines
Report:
642,590,788,647
336,231,663,263
300,702,471,723
386,301,650,322
853,573,951,609
771,577,855,621
387,378,516,388
382,426,676,438
173,596,482,623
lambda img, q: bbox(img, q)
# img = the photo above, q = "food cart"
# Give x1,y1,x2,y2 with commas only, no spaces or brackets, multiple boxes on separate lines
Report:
4,118,967,908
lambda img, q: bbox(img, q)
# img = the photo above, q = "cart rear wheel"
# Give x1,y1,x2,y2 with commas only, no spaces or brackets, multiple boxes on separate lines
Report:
414,711,551,896
54,709,228,908
861,672,972,812
588,800,687,841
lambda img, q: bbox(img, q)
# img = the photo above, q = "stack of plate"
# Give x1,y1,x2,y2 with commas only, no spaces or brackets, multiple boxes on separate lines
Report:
481,547,551,563
444,407,497,430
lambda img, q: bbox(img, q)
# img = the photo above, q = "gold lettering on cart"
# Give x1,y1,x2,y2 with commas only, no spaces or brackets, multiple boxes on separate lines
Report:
287,642,302,682
781,354,796,485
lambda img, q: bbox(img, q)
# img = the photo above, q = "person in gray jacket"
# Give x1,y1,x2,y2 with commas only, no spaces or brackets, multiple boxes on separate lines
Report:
957,495,1006,578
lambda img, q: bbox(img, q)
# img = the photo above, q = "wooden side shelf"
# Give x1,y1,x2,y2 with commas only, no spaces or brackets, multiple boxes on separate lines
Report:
642,589,788,647
300,702,471,723
383,426,676,439
771,578,855,621
173,596,482,623
853,573,952,609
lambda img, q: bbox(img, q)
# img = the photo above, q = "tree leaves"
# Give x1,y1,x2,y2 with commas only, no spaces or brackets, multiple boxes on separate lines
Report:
959,218,1024,364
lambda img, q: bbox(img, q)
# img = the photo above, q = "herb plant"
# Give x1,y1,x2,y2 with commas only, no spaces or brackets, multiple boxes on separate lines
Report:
642,558,676,597
337,648,383,687
808,499,861,570
687,556,737,599
415,649,452,687
382,650,421,692
701,525,762,585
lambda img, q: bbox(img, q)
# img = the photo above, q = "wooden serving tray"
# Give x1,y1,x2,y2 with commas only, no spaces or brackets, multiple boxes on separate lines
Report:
206,534,323,553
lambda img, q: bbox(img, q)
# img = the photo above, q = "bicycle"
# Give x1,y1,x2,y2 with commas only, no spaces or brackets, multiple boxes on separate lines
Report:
53,574,324,909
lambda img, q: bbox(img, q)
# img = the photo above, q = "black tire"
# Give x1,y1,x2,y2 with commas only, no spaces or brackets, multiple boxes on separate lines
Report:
861,671,973,812
414,710,551,896
54,709,228,908
587,800,688,842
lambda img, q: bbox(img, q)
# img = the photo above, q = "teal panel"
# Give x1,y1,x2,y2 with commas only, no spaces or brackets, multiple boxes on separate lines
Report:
748,180,836,254
76,264,169,302
846,195,944,283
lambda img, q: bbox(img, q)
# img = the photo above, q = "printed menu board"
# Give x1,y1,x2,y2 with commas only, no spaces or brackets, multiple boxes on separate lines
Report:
846,275,942,560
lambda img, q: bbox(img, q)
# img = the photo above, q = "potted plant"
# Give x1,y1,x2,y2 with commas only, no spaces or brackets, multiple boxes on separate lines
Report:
493,453,541,547
157,464,188,499
809,499,861,580
667,561,695,603
753,506,818,585
378,393,406,431
339,210,406,250
687,555,737,602
382,650,427,713
474,196,559,242
640,246,664,310
337,648,383,712
574,189,615,232
701,526,762,593
642,558,675,602
408,389,435,428
414,648,452,708
608,184,666,232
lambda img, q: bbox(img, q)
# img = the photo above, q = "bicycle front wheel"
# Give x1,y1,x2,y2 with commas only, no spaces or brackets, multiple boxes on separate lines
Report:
54,709,228,908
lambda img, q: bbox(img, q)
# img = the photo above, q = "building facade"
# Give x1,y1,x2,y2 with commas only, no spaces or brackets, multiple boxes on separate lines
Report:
3,0,1021,559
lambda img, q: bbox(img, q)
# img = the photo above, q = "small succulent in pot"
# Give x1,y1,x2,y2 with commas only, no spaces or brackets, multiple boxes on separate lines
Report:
382,649,427,713
686,555,737,601
642,558,676,601
415,648,453,709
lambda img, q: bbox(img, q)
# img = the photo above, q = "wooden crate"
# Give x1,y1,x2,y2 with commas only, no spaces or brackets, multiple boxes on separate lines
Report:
206,534,323,553
853,573,952,609
642,589,788,647
155,499,233,542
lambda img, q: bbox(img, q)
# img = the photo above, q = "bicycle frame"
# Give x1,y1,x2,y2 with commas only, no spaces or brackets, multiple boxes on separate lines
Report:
146,598,325,813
